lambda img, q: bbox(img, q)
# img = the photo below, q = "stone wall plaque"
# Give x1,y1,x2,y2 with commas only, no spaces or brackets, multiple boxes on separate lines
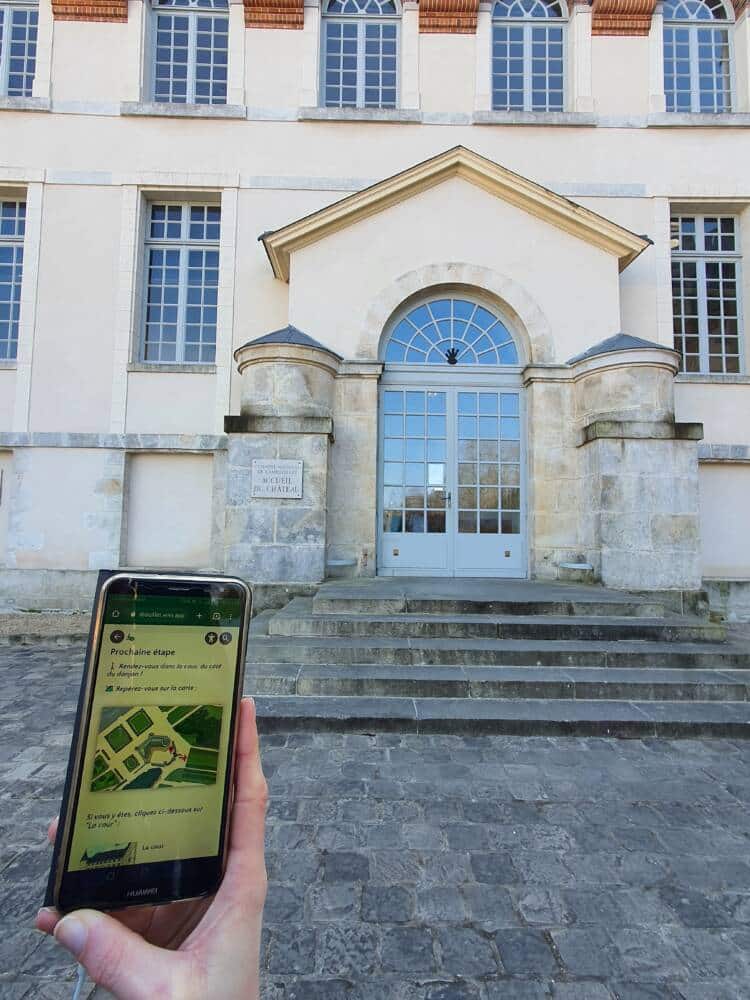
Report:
251,459,303,499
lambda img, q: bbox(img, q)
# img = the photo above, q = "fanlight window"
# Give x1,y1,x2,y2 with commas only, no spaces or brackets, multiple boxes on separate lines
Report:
663,0,732,113
492,0,566,113
384,298,520,366
321,0,399,110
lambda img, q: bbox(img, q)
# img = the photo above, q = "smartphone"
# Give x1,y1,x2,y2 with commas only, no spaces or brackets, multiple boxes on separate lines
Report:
45,570,252,913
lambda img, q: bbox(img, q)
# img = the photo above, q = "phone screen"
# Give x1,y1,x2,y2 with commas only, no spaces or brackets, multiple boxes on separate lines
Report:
61,577,246,894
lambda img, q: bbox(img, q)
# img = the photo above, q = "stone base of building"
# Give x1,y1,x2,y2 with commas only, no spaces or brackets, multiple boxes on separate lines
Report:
704,579,750,624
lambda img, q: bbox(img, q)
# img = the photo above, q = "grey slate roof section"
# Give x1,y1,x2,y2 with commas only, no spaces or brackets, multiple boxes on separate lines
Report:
238,325,342,359
567,333,673,365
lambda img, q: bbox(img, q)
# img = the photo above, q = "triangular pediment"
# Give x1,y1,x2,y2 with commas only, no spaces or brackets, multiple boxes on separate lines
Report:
260,146,651,282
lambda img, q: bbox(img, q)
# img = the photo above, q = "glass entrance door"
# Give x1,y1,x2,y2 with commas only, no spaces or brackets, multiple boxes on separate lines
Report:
378,385,526,577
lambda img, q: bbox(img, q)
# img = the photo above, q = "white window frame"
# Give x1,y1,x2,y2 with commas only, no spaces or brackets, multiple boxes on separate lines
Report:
663,0,735,113
0,199,25,363
0,0,38,98
671,213,744,374
150,0,229,106
320,0,401,110
139,201,221,365
491,0,568,113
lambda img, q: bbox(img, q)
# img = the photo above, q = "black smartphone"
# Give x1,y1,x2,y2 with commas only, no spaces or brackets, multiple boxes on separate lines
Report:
45,570,252,913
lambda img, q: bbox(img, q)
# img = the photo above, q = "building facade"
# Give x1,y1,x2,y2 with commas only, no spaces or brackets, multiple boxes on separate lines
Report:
1,0,749,615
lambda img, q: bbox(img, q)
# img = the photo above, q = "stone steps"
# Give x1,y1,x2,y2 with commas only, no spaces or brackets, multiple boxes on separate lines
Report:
248,634,750,670
268,598,723,643
249,579,748,738
247,661,750,702
253,694,750,739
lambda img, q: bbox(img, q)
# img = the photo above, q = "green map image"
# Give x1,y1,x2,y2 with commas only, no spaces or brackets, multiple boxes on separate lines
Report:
91,704,222,793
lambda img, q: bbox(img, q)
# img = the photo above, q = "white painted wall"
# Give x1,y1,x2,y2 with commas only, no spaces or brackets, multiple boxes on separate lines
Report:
592,36,650,116
419,34,476,113
29,186,120,432
125,373,218,435
50,21,131,104
125,453,213,567
0,452,12,565
675,383,750,447
700,464,750,578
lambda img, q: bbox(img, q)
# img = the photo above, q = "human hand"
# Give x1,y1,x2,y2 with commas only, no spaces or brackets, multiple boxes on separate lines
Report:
36,697,268,1000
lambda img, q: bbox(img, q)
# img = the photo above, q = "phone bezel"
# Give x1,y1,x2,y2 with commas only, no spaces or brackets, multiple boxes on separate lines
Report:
46,570,251,913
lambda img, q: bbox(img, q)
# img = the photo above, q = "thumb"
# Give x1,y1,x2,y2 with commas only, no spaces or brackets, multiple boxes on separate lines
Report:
54,909,188,1000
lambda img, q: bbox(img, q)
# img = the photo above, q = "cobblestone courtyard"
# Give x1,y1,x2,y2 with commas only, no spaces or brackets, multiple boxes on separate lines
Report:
2,644,750,998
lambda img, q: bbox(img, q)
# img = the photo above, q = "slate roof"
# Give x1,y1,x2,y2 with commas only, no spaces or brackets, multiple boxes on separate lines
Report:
238,325,342,359
567,333,673,365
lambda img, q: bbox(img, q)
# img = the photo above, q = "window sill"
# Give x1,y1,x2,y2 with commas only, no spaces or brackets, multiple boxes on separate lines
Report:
128,362,217,374
0,96,50,113
298,106,421,124
648,112,750,127
675,373,750,384
120,102,246,120
474,110,597,126
0,361,17,370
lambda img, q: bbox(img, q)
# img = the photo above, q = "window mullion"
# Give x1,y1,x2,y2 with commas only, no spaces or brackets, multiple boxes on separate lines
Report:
357,19,365,109
177,238,189,364
188,14,197,104
523,22,532,112
696,254,710,373
0,7,9,95
689,27,700,113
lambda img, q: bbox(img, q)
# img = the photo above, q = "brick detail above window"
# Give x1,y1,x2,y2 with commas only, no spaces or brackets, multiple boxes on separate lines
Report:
591,0,657,36
243,0,304,28
419,0,480,34
51,0,128,20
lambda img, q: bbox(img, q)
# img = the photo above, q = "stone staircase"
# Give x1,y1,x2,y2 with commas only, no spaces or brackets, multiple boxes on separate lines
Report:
246,578,750,738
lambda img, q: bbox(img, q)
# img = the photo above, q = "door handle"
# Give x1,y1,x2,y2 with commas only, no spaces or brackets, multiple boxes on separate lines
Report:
444,491,452,508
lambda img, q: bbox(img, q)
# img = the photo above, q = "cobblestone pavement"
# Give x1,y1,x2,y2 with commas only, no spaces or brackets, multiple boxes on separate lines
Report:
3,644,750,999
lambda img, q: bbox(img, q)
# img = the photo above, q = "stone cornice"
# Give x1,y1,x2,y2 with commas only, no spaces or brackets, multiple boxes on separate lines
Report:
261,146,650,282
591,0,657,35
243,0,304,28
419,0,480,33
52,0,128,20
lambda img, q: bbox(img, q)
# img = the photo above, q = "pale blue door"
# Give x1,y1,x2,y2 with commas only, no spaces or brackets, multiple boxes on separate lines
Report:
378,295,526,577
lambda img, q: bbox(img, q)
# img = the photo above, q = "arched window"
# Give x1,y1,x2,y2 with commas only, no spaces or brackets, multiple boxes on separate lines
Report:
383,297,520,366
152,0,229,105
663,0,733,113
321,0,399,110
491,0,566,113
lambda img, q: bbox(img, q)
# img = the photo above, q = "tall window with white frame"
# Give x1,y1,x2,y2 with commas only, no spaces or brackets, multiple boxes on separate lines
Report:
671,214,743,374
321,0,399,109
663,0,733,112
491,0,566,112
141,203,220,364
151,0,228,105
0,200,24,362
0,0,38,97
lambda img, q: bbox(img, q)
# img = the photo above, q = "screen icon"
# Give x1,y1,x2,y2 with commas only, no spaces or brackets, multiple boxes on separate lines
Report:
204,631,218,645
219,632,232,645
110,629,125,644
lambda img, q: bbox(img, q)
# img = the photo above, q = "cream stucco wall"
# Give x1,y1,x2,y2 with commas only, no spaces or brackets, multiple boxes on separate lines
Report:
0,372,15,428
591,36,650,116
125,452,213,567
419,34,476,113
287,176,622,363
125,372,218,435
50,21,132,104
675,382,750,447
6,448,123,569
29,186,120,433
700,464,750,578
